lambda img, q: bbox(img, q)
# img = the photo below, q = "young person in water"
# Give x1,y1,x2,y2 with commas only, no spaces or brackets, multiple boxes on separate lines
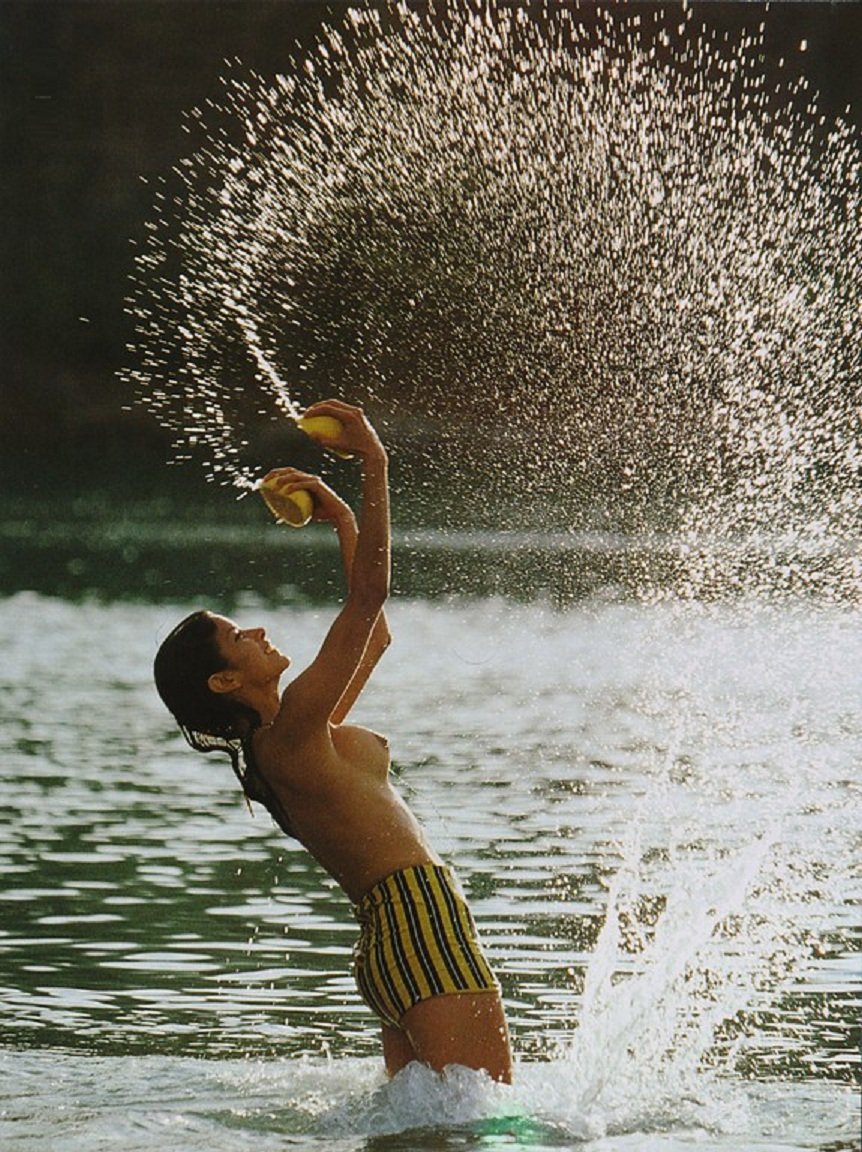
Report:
153,399,512,1083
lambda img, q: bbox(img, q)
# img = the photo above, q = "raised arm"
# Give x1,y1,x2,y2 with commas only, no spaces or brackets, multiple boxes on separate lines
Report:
271,401,391,732
324,498,391,722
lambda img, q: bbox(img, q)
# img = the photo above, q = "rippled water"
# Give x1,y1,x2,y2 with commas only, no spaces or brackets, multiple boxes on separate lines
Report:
1,578,859,1149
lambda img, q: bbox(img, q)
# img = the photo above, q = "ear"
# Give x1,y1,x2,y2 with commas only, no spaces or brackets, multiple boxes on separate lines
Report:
208,668,241,696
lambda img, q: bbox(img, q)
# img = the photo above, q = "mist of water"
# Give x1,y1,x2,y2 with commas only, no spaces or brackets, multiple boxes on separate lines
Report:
122,1,860,600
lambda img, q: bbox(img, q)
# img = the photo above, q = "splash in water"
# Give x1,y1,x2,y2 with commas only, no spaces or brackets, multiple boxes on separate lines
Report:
122,2,860,596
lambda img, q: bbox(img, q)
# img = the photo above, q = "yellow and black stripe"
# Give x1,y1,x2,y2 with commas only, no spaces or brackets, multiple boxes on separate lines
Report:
352,863,499,1029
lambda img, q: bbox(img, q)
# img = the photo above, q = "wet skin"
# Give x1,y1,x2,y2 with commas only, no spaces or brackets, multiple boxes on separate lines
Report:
200,400,512,1082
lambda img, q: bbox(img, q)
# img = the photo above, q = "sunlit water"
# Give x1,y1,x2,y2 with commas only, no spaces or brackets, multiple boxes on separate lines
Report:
1,582,859,1150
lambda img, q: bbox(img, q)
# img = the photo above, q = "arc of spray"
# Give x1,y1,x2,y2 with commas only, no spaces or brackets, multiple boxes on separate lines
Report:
224,294,303,422
219,294,306,493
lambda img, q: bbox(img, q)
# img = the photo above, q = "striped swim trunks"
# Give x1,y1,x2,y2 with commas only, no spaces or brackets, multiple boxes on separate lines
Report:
352,863,499,1030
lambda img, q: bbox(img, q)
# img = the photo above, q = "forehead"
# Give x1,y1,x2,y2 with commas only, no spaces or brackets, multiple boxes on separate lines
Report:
207,613,238,640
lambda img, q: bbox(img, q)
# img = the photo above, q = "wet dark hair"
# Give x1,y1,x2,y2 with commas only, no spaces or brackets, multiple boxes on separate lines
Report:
153,610,259,742
153,610,295,837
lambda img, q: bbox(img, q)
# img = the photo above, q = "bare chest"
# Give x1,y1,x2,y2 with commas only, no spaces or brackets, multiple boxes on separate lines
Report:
329,723,390,776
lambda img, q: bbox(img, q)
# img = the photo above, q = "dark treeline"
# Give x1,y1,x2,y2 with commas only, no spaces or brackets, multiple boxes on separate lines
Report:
1,0,355,470
1,1,860,472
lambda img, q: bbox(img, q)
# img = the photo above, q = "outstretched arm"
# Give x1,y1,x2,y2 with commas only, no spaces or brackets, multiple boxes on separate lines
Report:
268,401,391,733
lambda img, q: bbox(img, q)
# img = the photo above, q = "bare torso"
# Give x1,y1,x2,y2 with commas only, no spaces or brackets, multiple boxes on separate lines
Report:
251,720,440,903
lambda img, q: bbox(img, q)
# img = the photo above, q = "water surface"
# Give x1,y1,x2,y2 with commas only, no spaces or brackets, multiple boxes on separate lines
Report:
1,580,858,1149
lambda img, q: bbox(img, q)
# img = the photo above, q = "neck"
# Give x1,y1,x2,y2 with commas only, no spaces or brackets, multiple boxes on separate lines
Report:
239,684,281,729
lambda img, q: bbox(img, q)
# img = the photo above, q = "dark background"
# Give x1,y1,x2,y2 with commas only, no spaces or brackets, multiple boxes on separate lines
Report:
2,1,860,479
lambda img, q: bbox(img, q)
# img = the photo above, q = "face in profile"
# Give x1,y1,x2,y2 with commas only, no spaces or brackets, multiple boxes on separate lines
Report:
206,613,291,696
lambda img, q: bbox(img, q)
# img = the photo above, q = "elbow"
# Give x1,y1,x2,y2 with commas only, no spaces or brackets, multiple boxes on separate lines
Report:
375,614,392,651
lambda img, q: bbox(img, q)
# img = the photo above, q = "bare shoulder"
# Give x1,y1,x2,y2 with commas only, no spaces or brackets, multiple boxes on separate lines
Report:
258,680,333,784
270,672,325,741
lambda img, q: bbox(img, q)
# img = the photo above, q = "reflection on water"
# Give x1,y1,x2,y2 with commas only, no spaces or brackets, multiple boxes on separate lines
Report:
0,581,859,1149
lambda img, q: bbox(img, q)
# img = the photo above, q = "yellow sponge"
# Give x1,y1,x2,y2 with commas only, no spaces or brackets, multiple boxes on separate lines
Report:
258,479,313,527
298,414,352,458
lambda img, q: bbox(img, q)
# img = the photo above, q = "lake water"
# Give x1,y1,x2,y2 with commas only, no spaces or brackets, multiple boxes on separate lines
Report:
0,515,859,1150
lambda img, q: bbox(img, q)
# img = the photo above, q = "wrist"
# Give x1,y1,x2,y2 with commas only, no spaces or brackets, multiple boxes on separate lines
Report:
360,443,388,471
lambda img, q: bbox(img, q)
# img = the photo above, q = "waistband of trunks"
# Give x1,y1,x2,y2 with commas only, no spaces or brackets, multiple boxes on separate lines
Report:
353,862,462,922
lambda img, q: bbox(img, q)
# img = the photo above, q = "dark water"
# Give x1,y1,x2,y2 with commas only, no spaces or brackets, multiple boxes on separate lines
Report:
1,470,857,607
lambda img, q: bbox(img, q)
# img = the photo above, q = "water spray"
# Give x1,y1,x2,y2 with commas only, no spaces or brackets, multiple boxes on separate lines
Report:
122,1,861,600
224,295,352,520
